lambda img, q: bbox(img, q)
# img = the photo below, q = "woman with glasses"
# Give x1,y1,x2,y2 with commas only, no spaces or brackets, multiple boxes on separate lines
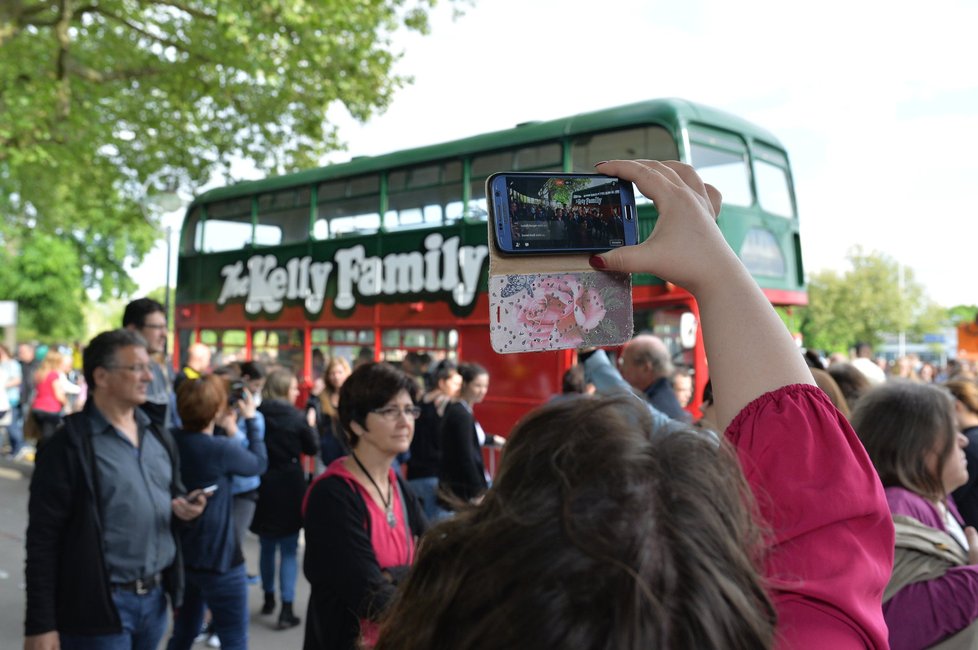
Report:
301,362,427,650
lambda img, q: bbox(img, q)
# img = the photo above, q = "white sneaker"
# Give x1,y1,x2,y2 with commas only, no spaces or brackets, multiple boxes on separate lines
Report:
206,633,221,648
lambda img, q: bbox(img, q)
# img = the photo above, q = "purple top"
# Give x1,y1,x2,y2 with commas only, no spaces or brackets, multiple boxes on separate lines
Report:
885,487,978,649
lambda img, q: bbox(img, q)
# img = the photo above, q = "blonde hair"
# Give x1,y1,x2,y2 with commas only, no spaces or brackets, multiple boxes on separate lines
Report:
35,350,64,381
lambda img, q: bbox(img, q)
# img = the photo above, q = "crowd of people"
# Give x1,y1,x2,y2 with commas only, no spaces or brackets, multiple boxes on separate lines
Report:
15,159,978,650
508,199,626,248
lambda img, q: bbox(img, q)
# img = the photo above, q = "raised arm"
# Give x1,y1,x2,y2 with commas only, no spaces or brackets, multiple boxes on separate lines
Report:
589,160,813,431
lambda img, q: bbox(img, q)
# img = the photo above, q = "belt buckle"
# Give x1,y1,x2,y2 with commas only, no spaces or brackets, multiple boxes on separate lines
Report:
135,578,150,595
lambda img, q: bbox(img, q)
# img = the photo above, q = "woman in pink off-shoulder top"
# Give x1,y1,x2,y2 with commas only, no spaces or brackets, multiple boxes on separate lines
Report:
375,161,893,650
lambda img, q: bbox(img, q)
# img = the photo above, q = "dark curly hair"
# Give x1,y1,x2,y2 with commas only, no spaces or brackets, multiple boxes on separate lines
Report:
376,395,775,649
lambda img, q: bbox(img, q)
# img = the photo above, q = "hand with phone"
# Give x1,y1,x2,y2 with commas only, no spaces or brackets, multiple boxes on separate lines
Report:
488,172,639,254
189,484,219,504
171,485,211,521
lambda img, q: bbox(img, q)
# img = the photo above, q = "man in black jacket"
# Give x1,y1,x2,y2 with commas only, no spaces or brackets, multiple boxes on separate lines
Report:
24,329,207,650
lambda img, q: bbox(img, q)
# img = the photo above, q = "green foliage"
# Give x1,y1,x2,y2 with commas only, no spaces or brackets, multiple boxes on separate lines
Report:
0,0,457,334
0,232,85,341
948,304,978,324
800,247,946,353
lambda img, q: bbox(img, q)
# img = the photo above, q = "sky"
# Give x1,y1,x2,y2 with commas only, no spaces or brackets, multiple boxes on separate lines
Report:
134,0,978,308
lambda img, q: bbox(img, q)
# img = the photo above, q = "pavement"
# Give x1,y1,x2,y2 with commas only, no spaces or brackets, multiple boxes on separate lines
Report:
0,453,310,649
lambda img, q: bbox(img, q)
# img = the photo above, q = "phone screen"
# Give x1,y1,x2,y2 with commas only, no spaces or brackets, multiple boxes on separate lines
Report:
488,173,637,254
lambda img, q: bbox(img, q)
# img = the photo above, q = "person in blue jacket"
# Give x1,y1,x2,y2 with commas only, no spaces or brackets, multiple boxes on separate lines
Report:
167,375,267,650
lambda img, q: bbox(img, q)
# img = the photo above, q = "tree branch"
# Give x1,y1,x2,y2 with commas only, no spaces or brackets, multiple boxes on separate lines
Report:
95,7,189,52
54,0,71,119
148,0,217,21
63,57,164,82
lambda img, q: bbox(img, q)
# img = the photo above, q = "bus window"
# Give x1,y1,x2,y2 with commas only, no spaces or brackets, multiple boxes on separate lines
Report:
255,188,312,245
513,143,562,170
688,126,751,207
571,126,678,173
314,176,381,239
740,228,786,277
182,206,203,254
445,200,465,222
310,329,365,371
199,329,247,367
380,328,459,363
315,194,381,238
384,163,462,229
197,198,253,253
252,328,305,370
469,143,561,220
753,144,794,218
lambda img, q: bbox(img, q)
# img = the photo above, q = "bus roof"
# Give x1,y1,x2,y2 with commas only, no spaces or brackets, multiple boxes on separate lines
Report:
192,98,785,205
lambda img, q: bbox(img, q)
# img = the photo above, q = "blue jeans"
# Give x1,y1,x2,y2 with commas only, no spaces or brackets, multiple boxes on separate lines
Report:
60,585,167,650
167,563,248,650
5,404,23,456
259,533,299,602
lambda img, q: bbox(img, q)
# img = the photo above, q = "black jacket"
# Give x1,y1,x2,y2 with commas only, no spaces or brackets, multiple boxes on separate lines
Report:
438,401,488,504
24,408,187,636
302,472,426,650
251,399,319,537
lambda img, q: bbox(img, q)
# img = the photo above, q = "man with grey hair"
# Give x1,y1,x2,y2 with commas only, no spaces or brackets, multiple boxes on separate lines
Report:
617,334,691,423
25,329,207,650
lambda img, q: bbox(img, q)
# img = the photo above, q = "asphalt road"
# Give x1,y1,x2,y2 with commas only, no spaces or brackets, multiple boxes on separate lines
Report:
0,458,309,649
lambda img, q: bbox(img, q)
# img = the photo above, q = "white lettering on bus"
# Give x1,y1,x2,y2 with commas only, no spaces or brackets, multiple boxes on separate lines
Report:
216,237,488,315
456,244,489,308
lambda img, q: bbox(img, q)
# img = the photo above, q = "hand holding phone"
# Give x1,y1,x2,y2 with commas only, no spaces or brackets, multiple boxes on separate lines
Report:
189,484,218,504
488,172,639,254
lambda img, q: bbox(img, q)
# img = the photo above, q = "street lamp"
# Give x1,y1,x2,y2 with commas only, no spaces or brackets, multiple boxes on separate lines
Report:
142,176,188,355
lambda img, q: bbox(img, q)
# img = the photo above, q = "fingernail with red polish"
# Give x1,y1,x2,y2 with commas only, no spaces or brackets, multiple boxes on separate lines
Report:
588,255,606,270
593,161,608,167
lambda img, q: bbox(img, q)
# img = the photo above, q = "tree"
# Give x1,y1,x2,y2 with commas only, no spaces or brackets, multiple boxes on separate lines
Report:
0,0,458,336
800,247,945,353
0,231,86,342
948,304,978,325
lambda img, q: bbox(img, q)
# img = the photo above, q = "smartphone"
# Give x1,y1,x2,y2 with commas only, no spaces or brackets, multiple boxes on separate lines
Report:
190,484,218,504
227,380,246,406
487,172,639,254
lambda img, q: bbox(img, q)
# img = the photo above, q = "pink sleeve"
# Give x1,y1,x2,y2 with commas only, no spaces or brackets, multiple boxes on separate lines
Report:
726,384,894,650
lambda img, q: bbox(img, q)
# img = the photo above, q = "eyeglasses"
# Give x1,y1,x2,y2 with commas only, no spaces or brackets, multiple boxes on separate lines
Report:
369,405,422,421
107,363,153,374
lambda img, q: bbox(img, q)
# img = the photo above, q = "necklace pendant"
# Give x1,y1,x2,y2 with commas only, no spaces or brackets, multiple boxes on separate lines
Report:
386,509,397,528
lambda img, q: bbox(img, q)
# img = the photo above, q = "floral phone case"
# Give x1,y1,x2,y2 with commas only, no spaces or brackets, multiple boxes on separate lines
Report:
488,271,633,353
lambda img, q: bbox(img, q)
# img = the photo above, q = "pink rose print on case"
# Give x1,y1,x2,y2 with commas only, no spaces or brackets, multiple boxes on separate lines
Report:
490,271,632,353
515,276,606,348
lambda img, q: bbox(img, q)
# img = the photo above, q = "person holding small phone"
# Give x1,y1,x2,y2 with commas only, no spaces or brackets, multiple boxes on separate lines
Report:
25,330,207,650
375,160,892,649
166,375,268,650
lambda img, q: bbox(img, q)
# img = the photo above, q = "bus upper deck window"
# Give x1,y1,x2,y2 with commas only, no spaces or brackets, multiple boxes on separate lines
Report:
197,198,253,253
753,144,795,218
688,126,751,208
571,127,678,173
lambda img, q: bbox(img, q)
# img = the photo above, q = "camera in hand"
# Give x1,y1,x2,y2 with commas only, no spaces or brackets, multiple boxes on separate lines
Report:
228,380,246,406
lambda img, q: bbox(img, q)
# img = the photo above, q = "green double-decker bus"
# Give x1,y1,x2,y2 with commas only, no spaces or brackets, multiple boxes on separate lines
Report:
175,98,806,437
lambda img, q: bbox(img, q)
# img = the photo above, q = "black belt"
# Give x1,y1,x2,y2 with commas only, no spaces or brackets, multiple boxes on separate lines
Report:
111,573,161,595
